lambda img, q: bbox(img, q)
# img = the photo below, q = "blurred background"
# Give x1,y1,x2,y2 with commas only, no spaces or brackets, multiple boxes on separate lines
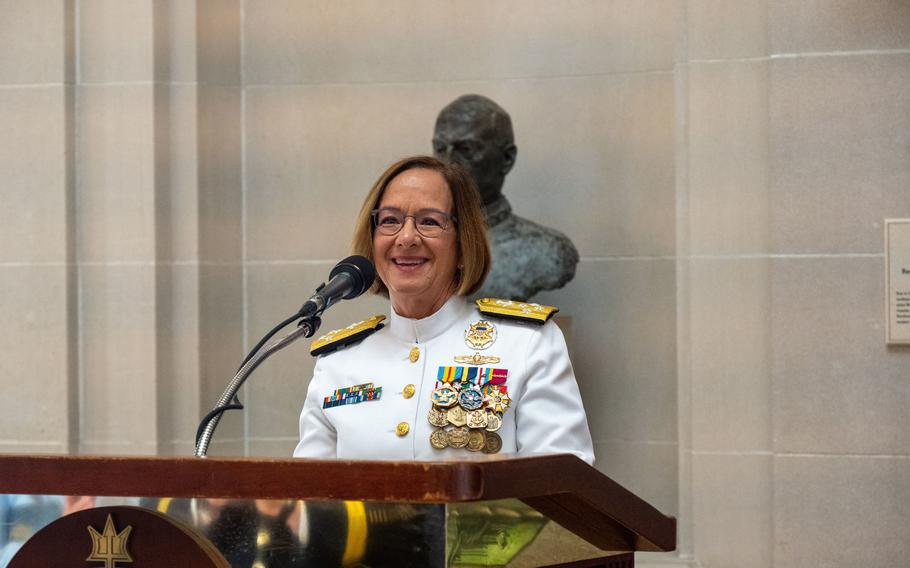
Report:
1,1,909,566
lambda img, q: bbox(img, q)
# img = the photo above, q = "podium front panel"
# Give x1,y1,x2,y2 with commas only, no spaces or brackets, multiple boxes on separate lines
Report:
0,494,628,567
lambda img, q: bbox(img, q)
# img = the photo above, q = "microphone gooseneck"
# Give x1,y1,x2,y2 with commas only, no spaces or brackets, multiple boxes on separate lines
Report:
194,256,376,457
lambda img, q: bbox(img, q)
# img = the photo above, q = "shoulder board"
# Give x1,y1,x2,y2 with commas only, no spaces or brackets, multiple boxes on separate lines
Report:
310,315,386,356
475,298,558,325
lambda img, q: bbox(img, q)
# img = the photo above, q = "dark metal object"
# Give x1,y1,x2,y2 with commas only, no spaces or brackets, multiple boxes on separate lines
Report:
433,94,579,301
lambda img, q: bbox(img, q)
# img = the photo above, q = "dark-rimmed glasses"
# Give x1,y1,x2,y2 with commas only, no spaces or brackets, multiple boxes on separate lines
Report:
371,207,457,238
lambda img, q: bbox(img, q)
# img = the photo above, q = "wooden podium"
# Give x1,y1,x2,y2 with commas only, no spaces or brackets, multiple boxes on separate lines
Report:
0,453,675,567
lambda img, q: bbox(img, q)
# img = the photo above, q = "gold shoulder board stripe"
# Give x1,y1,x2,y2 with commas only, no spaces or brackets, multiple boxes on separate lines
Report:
475,298,558,325
310,315,386,356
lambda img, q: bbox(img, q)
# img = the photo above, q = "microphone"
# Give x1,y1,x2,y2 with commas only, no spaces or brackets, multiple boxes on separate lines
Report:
298,255,376,318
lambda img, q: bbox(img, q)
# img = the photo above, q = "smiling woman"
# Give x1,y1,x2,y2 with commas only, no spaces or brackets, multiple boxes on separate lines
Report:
294,156,594,465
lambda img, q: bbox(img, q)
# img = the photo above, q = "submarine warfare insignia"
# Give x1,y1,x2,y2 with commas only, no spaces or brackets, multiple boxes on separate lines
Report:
428,365,511,454
454,352,501,365
464,320,497,350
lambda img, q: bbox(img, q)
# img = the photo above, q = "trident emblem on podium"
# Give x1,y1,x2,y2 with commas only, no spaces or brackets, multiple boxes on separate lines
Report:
86,514,133,568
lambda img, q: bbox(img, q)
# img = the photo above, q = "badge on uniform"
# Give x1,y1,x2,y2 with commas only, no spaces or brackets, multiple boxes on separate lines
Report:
464,320,497,350
323,382,382,409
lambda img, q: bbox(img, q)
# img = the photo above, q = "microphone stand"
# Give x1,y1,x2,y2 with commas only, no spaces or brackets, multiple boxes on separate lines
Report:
194,316,321,458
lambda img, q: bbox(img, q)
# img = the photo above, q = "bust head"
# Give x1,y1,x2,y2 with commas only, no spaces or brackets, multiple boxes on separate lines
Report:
432,95,518,206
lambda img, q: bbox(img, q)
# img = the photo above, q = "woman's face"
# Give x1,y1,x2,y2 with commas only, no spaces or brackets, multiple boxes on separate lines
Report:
373,168,459,318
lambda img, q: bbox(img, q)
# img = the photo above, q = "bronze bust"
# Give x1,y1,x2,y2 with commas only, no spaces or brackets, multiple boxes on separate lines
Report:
433,94,579,301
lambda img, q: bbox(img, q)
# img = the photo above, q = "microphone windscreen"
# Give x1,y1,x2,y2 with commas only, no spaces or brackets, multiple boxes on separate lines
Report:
330,255,376,299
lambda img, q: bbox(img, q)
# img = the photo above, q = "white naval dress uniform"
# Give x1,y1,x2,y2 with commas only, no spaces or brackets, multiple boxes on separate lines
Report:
293,296,594,464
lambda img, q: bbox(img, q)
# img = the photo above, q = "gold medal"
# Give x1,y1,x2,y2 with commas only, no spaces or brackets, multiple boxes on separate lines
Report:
428,408,448,427
485,412,503,432
466,410,488,429
466,429,486,452
484,386,511,413
432,384,458,408
447,426,470,448
430,429,448,449
464,320,497,350
409,346,420,363
482,432,503,454
454,353,501,365
446,405,467,427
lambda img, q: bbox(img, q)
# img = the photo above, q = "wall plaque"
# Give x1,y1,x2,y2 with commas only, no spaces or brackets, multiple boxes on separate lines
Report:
885,219,910,345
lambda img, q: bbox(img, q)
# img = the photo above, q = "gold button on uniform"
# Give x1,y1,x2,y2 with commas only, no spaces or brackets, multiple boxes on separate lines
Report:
409,346,420,363
403,384,416,399
396,422,410,436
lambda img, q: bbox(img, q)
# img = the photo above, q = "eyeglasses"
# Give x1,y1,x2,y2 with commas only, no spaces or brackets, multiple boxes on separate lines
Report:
371,207,457,238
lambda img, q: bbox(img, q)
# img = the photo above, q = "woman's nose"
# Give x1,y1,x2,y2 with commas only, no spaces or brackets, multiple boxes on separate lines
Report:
395,216,421,245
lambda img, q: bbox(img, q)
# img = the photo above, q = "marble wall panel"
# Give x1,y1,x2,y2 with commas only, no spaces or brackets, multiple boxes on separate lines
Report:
774,455,910,567
537,259,677,446
198,84,242,263
769,0,910,55
79,0,155,83
687,0,768,61
693,453,772,568
197,0,240,85
0,265,74,453
77,84,156,262
690,258,771,452
79,264,158,455
155,263,200,456
153,0,197,83
771,257,910,454
0,86,70,262
688,60,769,255
769,54,910,254
243,0,679,85
245,73,674,261
0,0,71,85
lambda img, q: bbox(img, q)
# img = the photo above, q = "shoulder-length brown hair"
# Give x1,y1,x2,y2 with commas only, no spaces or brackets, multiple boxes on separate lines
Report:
352,155,491,297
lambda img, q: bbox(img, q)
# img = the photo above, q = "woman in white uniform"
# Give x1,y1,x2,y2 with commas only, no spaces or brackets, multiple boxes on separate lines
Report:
294,156,593,465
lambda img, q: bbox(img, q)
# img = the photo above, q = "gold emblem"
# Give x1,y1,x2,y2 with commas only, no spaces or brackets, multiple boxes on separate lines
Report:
430,429,448,449
464,320,497,350
409,346,420,363
483,432,503,454
484,386,511,413
485,412,503,432
432,384,458,408
396,422,410,436
428,408,448,427
447,426,470,448
446,405,467,427
466,429,486,452
87,514,133,568
403,384,416,399
466,410,488,429
454,353,501,365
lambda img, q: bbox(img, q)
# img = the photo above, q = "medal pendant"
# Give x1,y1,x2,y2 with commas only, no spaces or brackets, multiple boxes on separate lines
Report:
430,429,449,449
466,410,488,429
458,387,484,411
482,432,503,454
484,385,512,413
446,405,467,427
428,408,448,428
447,427,470,448
432,384,458,408
466,430,486,452
485,412,503,432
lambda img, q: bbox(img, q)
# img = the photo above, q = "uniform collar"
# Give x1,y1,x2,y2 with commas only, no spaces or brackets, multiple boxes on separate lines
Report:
389,295,470,344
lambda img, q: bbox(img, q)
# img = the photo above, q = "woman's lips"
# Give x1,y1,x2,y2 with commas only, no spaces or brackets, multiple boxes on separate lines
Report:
391,257,429,272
